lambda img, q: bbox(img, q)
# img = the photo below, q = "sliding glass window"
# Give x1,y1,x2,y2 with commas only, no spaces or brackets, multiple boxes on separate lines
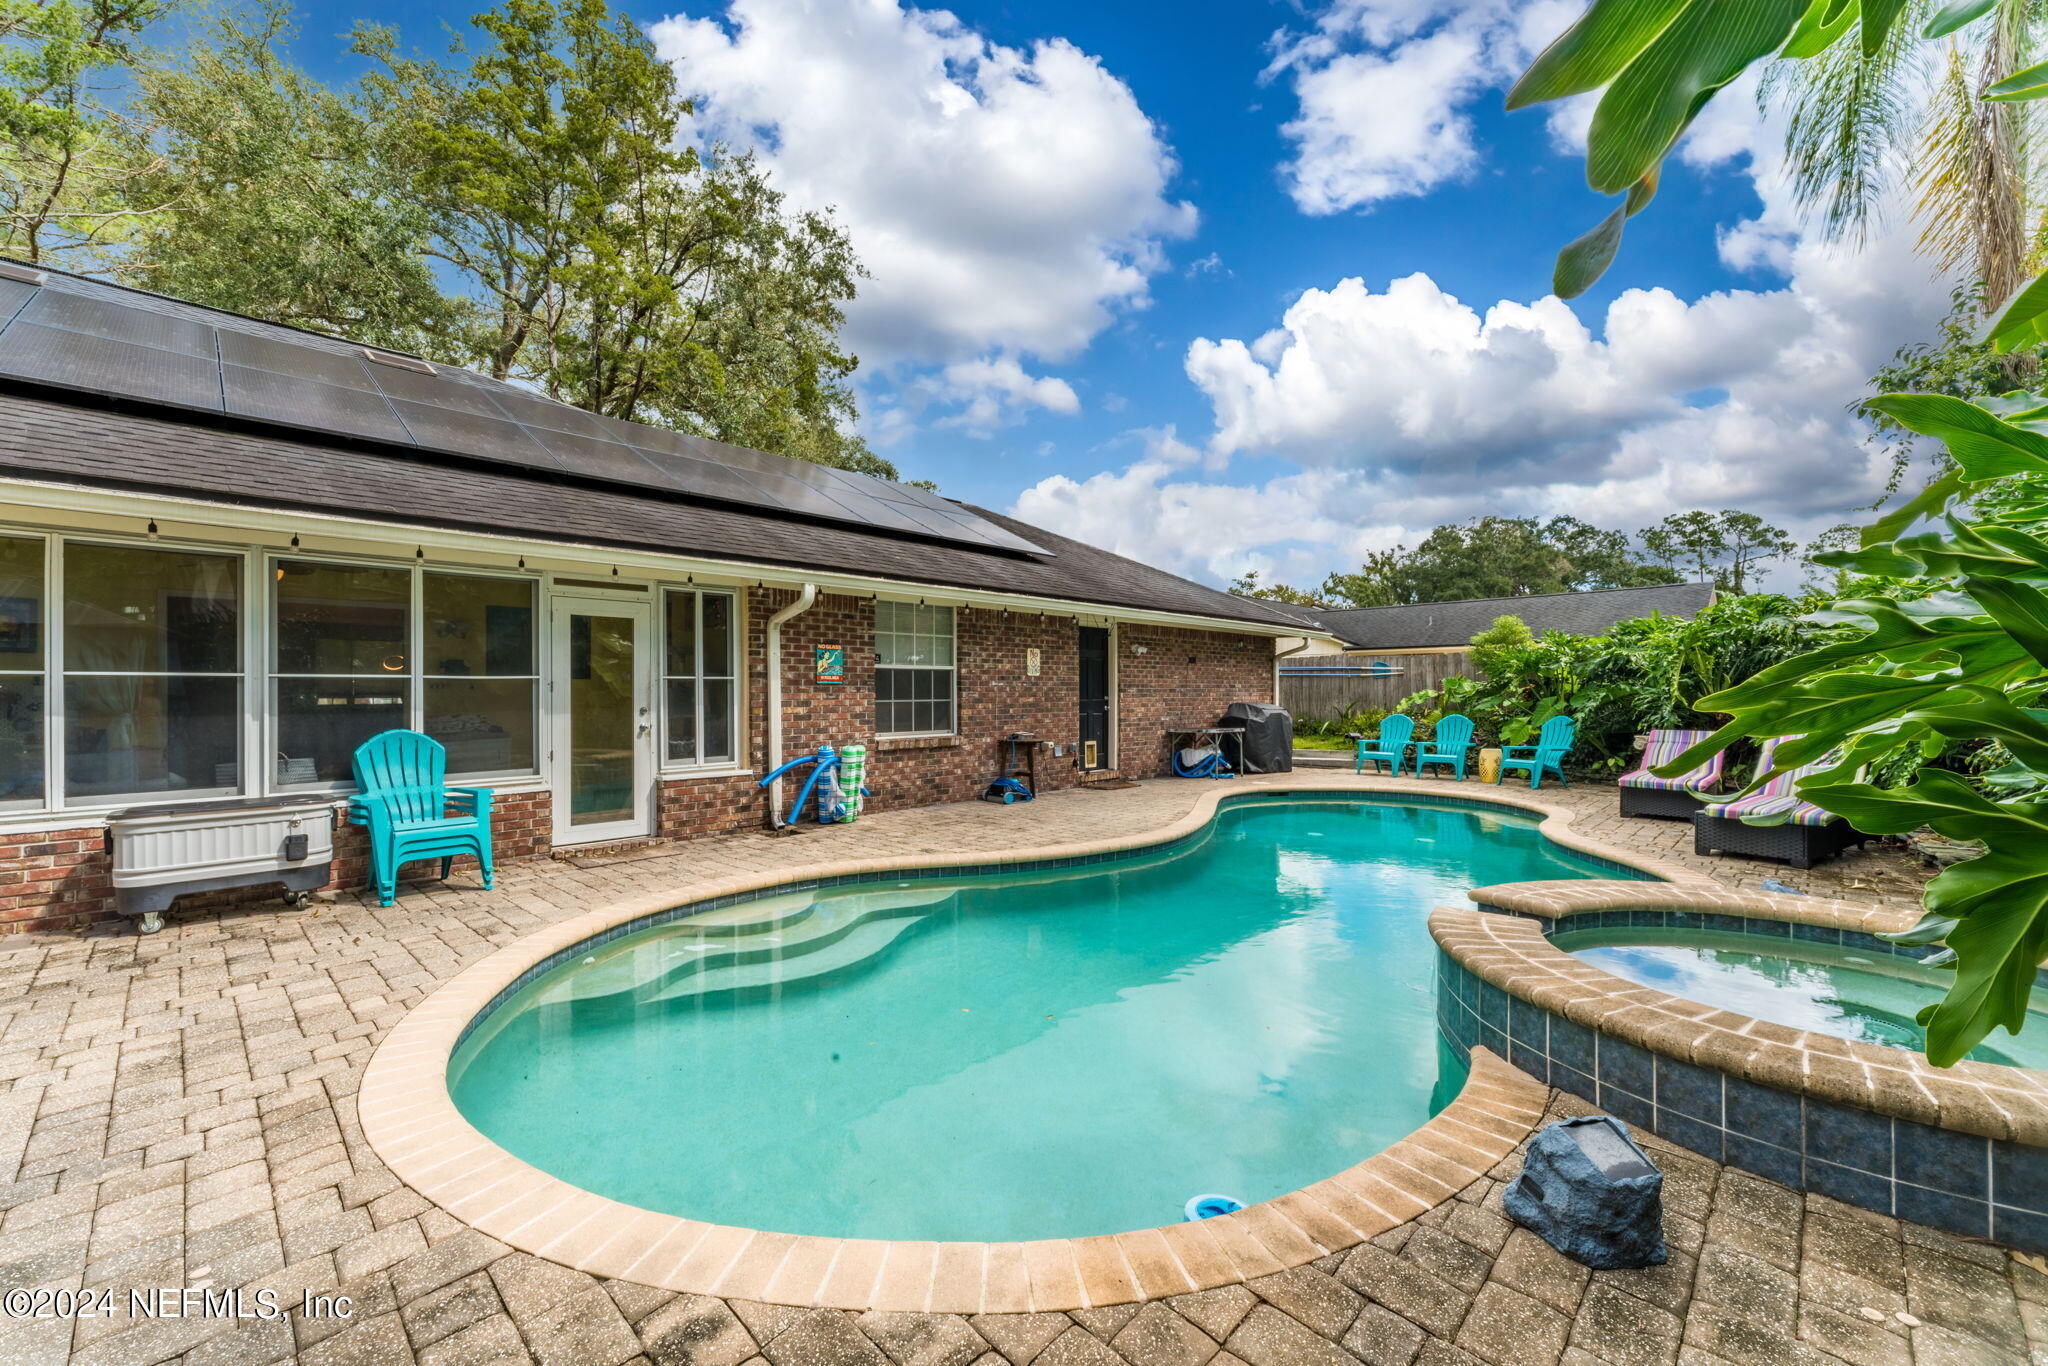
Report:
0,537,45,808
64,543,241,800
272,560,410,785
422,573,536,779
663,590,737,767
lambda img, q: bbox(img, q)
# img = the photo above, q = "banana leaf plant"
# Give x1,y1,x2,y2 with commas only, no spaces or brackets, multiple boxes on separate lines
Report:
1512,0,2039,297
1654,281,2048,1064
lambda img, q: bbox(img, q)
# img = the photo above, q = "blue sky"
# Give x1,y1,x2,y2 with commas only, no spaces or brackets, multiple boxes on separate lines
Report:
291,0,1953,589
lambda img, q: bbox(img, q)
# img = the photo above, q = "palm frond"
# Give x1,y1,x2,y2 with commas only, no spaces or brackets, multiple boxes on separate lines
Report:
1912,1,2035,308
1763,0,1931,245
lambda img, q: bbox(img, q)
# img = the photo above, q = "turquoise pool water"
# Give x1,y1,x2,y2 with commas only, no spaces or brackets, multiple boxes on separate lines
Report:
451,795,1641,1241
1558,927,2048,1069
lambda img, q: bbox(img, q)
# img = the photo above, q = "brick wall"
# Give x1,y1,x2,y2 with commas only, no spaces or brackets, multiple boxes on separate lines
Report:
0,791,551,934
2,592,1278,932
1116,623,1278,778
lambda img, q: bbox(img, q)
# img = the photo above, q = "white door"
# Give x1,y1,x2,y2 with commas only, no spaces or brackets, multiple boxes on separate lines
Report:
549,597,655,845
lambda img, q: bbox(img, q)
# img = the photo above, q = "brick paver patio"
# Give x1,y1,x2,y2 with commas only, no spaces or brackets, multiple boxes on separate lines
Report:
0,774,2033,1366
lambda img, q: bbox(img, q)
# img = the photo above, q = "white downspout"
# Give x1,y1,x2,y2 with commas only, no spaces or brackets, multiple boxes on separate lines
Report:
1274,636,1312,704
765,583,818,821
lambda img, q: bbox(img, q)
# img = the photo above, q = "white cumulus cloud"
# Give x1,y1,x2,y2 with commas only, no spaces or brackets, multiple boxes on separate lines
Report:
651,0,1195,370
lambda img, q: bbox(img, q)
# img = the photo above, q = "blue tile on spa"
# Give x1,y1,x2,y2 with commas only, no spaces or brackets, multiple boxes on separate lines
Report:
1993,1139,2048,1214
1792,923,1840,946
1598,1036,1656,1102
1805,1158,1893,1216
1549,1017,1596,1077
1552,1064,1596,1105
1479,1023,1508,1059
1725,1077,1801,1144
1806,1103,1893,1176
1509,997,1547,1050
1655,1055,1724,1124
1656,1109,1725,1163
1894,1120,1988,1198
1894,1183,1991,1240
1994,1204,2048,1257
1725,1133,1802,1189
1509,1039,1548,1081
1744,917,1793,938
1477,981,1509,1030
1599,1082,1654,1129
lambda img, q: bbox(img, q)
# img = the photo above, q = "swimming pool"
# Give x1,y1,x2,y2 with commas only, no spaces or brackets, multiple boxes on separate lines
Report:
1557,925,2048,1069
450,794,1642,1242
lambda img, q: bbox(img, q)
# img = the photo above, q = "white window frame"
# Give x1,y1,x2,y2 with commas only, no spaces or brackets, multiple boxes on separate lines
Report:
266,552,541,792
42,534,248,810
659,587,741,772
875,599,957,739
0,531,52,813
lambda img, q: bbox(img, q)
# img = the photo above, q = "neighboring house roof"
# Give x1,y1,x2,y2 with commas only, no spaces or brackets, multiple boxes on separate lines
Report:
0,265,1315,633
1302,582,1718,650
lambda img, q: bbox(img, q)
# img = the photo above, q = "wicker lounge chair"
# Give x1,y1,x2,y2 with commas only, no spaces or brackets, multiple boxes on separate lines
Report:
1691,737,1867,869
1618,728,1725,819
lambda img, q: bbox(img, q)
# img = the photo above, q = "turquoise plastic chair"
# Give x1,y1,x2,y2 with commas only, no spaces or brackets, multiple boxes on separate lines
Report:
1497,715,1576,789
1413,714,1475,780
347,730,495,907
1354,714,1415,775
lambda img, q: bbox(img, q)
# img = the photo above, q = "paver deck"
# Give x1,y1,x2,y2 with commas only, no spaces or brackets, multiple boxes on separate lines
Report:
0,773,2033,1366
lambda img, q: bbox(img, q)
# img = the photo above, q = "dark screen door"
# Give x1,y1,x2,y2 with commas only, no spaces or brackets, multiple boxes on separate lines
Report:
1077,626,1110,770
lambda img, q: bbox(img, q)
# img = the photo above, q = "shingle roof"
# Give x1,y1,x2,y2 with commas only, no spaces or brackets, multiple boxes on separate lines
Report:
0,390,1315,630
1302,581,1717,650
0,264,1323,632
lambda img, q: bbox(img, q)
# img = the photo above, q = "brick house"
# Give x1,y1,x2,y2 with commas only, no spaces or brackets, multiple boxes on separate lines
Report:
0,265,1329,931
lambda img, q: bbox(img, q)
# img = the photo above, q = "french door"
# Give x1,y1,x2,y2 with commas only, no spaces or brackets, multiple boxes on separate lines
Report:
549,597,654,844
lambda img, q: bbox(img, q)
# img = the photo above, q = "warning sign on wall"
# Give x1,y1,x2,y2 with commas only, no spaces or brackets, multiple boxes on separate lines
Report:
815,644,846,684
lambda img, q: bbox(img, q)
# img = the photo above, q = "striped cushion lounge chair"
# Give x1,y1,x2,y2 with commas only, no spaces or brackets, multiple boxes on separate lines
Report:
1691,736,1868,870
1618,728,1725,820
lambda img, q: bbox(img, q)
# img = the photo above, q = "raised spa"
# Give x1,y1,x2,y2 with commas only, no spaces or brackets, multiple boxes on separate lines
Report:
449,795,1644,1241
1555,925,2048,1069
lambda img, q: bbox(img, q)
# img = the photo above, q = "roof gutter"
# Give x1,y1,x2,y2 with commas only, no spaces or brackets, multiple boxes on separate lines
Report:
765,583,818,822
1273,636,1312,705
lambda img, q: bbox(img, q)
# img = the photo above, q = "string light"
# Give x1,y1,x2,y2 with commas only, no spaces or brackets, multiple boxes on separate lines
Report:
146,520,158,541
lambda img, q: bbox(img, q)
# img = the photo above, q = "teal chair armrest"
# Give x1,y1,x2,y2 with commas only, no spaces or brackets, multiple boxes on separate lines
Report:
347,792,395,834
447,787,495,818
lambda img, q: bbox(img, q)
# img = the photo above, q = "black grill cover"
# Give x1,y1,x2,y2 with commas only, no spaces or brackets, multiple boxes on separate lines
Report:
1222,701,1293,773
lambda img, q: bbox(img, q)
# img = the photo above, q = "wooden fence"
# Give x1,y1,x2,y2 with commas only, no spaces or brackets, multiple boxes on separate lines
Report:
1281,650,1472,720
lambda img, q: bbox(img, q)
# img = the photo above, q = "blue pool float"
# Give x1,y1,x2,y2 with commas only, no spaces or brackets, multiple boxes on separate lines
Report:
1184,1194,1245,1221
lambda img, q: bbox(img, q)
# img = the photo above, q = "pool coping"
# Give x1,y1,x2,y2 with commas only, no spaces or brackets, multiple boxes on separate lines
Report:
1430,890,2048,1147
358,776,1672,1310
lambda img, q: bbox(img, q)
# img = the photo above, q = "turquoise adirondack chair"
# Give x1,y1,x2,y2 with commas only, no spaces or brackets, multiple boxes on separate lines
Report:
1497,715,1576,789
1413,714,1475,780
1354,714,1415,775
348,730,495,907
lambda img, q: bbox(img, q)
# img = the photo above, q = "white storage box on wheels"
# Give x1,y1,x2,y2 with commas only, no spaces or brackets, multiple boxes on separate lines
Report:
104,795,336,933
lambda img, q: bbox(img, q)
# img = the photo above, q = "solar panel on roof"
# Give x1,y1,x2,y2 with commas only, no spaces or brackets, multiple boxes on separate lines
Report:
0,272,1051,557
0,322,222,409
22,290,217,359
626,446,788,507
385,398,559,467
365,365,510,420
218,331,379,391
484,385,619,440
522,428,656,483
0,279,35,329
223,365,411,444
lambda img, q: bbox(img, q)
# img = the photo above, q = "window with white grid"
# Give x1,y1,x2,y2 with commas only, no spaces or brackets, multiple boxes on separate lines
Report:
875,601,954,737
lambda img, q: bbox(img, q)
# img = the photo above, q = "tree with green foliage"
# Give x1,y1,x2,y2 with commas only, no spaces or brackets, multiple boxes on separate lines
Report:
1317,547,1406,608
1,0,174,266
1468,614,1536,680
125,3,446,350
1641,509,1797,592
1228,570,1327,608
